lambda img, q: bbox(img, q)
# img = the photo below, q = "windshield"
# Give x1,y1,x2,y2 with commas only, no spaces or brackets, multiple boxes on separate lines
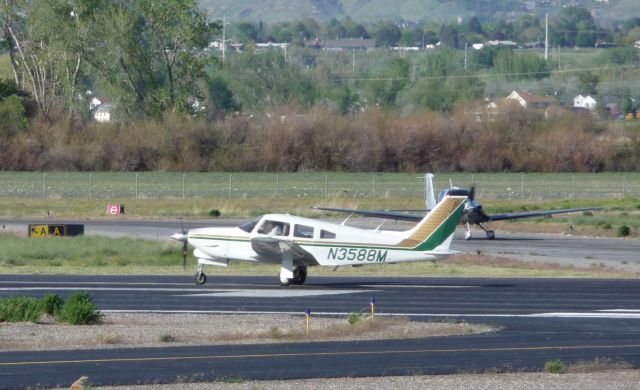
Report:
238,220,258,233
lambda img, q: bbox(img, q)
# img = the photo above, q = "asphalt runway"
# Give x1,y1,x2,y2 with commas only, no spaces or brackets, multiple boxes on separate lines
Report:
1,275,640,389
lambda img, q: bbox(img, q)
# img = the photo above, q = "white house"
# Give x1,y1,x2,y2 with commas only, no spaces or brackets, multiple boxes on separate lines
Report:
573,94,597,110
93,104,112,123
506,90,558,110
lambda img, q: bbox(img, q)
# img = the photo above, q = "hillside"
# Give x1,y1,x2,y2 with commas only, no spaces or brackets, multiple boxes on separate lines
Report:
198,0,640,24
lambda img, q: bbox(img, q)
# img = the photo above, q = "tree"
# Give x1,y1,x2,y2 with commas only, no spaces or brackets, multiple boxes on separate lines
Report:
373,21,401,47
86,0,210,117
438,24,459,48
1,0,100,118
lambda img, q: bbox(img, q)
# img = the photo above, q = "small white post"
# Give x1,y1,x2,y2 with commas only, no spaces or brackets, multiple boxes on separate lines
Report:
229,173,232,197
325,174,328,197
43,172,46,199
89,173,92,199
135,173,139,199
182,173,186,199
276,173,279,198
521,174,525,200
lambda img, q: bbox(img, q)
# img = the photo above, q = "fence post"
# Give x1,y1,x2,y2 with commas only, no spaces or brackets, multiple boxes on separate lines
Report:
521,174,525,201
572,174,575,200
276,173,279,198
372,174,376,197
623,175,626,198
135,173,139,199
228,173,232,197
325,174,328,197
43,172,46,199
182,173,186,199
89,172,92,199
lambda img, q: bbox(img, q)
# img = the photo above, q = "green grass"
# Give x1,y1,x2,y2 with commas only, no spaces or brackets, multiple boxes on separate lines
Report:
0,232,634,278
1,172,638,201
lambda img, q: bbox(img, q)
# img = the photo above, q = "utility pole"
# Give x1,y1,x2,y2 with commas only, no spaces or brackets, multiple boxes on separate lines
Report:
352,47,355,73
464,42,468,70
544,13,549,61
221,15,230,66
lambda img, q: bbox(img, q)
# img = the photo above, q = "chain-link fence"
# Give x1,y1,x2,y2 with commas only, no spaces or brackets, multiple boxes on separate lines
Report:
0,172,638,200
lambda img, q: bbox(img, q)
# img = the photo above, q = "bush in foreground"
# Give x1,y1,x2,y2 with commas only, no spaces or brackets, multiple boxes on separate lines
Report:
0,293,101,324
57,292,101,325
544,359,566,373
0,296,42,322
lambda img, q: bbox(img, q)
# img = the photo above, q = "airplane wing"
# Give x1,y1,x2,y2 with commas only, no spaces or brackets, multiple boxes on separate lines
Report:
486,207,602,222
312,206,423,222
250,236,320,266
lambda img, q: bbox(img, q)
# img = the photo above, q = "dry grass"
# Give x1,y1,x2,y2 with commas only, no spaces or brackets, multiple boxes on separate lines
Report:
565,357,634,373
0,313,497,352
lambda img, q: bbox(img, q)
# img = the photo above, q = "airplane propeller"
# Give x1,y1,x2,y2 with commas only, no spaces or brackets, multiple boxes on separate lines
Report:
469,185,475,201
170,224,188,270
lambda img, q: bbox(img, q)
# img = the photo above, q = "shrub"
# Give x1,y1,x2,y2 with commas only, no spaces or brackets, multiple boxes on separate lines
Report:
347,312,362,325
544,359,566,373
0,296,42,322
57,292,100,325
159,334,176,342
41,294,64,316
207,208,221,217
617,225,631,237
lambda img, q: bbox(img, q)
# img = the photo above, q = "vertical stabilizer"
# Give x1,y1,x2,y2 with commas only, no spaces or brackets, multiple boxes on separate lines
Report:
425,173,437,210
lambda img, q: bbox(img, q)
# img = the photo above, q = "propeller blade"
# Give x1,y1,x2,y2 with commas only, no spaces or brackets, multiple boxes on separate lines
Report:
469,185,475,200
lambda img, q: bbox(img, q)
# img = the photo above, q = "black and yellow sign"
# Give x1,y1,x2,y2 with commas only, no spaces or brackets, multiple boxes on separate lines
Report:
28,224,84,237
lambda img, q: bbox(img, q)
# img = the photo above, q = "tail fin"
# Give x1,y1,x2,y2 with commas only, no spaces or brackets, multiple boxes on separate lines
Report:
398,194,466,251
425,173,437,210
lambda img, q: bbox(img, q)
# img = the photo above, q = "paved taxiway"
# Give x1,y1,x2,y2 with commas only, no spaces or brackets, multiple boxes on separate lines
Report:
1,275,640,388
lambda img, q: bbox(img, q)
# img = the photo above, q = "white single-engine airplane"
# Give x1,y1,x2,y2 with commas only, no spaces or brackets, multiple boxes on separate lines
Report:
171,192,467,286
316,174,602,240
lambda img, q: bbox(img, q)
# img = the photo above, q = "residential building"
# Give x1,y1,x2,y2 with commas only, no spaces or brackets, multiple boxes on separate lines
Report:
506,90,558,110
573,94,597,110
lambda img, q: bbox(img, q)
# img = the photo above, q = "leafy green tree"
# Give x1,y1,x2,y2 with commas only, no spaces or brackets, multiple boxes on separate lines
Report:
373,21,401,47
439,24,459,48
0,94,27,136
494,49,549,80
87,0,210,117
234,22,259,43
552,6,596,47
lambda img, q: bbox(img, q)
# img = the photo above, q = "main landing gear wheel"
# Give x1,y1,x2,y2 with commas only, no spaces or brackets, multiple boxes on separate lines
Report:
195,272,207,285
292,266,307,285
486,230,495,240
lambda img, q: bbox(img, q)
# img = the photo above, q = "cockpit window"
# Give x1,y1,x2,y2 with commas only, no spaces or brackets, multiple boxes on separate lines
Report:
294,224,314,238
238,220,258,233
320,229,336,239
258,220,290,236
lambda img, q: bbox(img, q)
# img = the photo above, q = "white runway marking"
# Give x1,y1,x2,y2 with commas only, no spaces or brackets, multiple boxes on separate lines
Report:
360,285,478,289
0,287,369,297
100,310,640,319
180,289,367,298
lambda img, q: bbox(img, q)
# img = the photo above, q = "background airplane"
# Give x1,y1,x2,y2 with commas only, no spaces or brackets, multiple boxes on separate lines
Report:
172,192,468,285
315,174,602,240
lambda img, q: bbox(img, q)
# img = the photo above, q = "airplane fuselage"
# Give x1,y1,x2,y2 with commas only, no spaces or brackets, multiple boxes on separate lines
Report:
188,214,454,268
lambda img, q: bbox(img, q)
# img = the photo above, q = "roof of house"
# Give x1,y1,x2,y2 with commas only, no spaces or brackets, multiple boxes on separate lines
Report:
511,90,557,104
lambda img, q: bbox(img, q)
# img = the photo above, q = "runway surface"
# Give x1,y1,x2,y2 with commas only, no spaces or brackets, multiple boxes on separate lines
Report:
1,275,640,389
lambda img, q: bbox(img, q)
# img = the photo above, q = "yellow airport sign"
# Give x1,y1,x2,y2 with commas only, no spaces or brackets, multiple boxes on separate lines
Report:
28,224,84,237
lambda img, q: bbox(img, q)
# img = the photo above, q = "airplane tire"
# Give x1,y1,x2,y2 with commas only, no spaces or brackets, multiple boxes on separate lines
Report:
486,230,495,240
292,267,307,285
195,272,207,285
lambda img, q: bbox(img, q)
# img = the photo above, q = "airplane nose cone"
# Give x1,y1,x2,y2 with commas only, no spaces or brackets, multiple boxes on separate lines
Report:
171,233,188,242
